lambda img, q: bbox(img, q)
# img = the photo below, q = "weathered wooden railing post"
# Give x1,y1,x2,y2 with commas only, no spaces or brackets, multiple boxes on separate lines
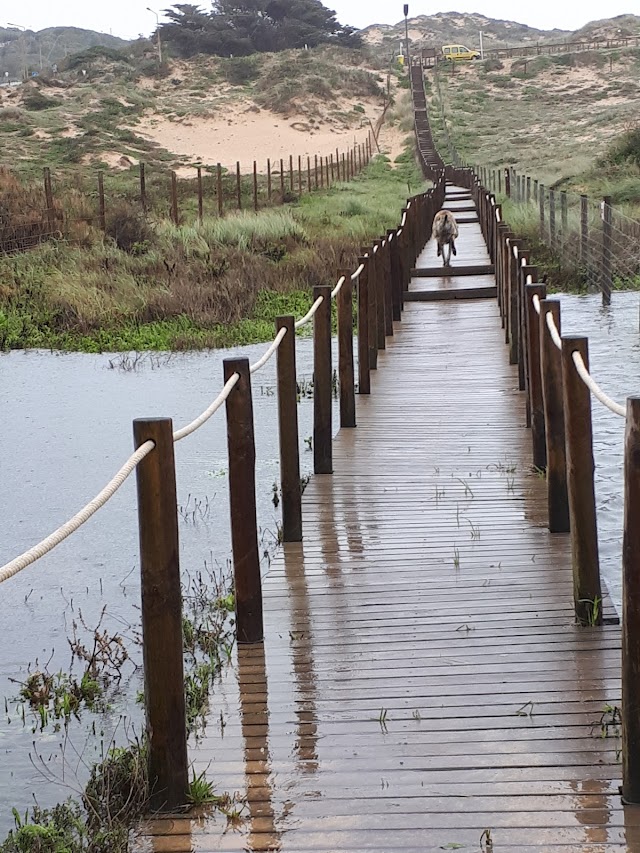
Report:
549,188,556,250
97,171,106,231
133,417,188,812
622,397,640,803
363,246,378,370
505,167,511,197
382,239,393,337
519,260,535,398
388,230,402,321
223,358,263,642
601,195,613,306
508,238,523,365
561,336,602,625
357,257,370,394
337,269,356,428
539,184,545,237
313,285,333,474
275,317,302,542
580,194,589,271
373,240,386,351
539,299,570,533
170,171,179,225
525,283,547,470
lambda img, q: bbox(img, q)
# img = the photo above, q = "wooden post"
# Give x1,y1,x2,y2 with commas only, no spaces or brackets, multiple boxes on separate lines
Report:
580,194,589,267
382,239,393,336
337,270,356,428
197,167,204,222
539,299,570,533
561,336,602,625
253,161,258,212
374,241,386,350
549,188,556,249
140,162,147,214
275,316,302,542
388,230,402,322
320,156,324,189
289,154,294,192
236,162,242,210
508,238,522,365
267,158,272,201
170,171,179,225
223,357,263,643
539,183,545,237
526,176,531,203
307,157,312,192
217,163,223,217
314,155,319,190
298,155,302,196
330,153,335,183
133,417,188,812
561,190,568,241
313,285,332,474
622,397,640,803
342,153,346,183
602,195,613,305
43,167,55,231
505,168,511,197
280,158,285,200
365,247,378,370
336,147,340,180
357,257,370,395
97,171,106,231
526,283,547,470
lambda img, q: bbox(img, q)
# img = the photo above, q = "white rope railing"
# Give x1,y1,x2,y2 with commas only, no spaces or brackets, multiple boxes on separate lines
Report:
572,352,626,417
532,292,626,418
351,263,365,280
545,311,562,350
294,295,324,329
0,440,155,584
249,326,287,375
331,276,346,299
173,374,239,441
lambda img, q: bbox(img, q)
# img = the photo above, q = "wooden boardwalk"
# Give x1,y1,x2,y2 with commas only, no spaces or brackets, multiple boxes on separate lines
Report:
140,187,630,852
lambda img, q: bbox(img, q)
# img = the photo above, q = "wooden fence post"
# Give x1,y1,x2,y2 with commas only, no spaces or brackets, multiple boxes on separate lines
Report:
526,176,531,203
374,241,386,350
140,162,147,214
336,148,340,180
505,168,510,197
298,155,302,196
525,283,547,470
337,270,356,428
289,154,294,192
313,285,333,474
539,299,570,533
561,190,568,242
253,161,258,212
133,417,188,811
549,188,556,249
43,167,55,231
197,167,204,222
314,155,319,190
97,171,106,231
170,171,179,225
539,184,545,237
364,247,378,370
357,257,370,394
580,194,589,269
388,230,402,322
236,162,242,210
622,397,640,803
320,156,324,189
508,238,523,365
217,163,223,217
223,358,263,643
561,336,602,625
267,158,272,201
275,316,302,542
307,157,312,192
602,195,613,305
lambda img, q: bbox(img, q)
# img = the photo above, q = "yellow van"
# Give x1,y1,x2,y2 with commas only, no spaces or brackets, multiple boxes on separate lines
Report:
441,44,480,61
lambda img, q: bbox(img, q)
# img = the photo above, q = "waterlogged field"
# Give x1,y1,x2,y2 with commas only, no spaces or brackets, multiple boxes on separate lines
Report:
0,291,637,836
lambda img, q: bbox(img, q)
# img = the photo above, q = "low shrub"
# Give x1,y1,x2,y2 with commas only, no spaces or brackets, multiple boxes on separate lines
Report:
105,202,152,252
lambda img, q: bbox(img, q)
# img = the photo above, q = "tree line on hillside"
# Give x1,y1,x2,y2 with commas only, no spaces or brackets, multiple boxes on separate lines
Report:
159,1,362,58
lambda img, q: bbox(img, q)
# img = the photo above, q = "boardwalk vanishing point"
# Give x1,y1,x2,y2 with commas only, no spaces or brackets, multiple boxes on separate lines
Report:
139,177,631,851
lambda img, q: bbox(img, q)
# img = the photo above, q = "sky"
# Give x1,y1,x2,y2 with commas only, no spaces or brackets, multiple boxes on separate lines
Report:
2,0,634,41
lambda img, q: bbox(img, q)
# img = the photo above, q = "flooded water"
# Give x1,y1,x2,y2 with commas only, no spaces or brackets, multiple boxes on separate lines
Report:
0,292,637,833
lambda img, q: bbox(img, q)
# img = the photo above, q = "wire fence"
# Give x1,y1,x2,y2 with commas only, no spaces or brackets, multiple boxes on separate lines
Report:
0,135,374,255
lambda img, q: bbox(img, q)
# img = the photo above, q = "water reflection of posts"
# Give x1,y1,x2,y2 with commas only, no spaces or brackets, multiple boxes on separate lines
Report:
238,645,281,851
223,358,264,643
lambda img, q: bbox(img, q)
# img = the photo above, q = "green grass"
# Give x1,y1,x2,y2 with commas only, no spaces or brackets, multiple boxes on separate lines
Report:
0,153,425,351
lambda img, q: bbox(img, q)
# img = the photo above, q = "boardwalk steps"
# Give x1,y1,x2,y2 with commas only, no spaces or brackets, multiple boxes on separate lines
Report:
412,264,495,277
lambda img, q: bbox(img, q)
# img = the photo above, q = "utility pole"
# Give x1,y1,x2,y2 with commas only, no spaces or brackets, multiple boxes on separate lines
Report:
146,7,162,67
403,5,410,66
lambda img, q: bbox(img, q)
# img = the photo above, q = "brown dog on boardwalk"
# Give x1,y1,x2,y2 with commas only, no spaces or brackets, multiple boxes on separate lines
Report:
432,209,459,267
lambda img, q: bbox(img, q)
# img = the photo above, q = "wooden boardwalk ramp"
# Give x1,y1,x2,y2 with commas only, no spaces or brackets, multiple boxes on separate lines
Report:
140,186,630,852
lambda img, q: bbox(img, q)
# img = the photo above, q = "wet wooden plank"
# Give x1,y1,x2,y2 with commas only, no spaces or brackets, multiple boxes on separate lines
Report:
139,185,625,852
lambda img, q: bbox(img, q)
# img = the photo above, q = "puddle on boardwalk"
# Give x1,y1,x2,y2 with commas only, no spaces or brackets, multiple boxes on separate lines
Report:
0,291,637,833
